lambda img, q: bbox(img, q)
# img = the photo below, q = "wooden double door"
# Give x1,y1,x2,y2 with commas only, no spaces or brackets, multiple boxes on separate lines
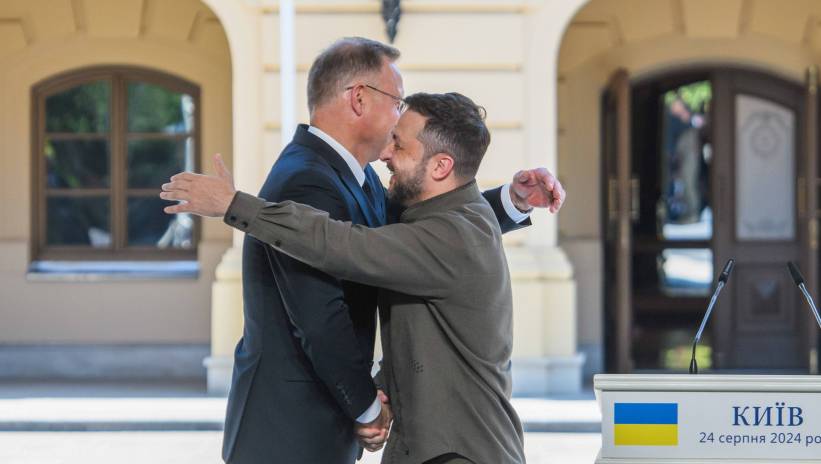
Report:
603,67,820,373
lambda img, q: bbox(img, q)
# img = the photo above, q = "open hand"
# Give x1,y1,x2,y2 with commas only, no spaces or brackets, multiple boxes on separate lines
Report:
160,154,236,217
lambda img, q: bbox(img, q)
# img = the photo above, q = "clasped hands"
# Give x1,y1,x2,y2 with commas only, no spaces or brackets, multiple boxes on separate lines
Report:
356,389,392,452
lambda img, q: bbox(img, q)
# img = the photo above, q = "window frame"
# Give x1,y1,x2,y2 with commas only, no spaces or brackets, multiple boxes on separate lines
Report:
31,66,201,261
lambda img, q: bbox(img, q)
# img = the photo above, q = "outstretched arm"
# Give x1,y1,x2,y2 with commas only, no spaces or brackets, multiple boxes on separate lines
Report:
226,191,457,298
160,156,564,296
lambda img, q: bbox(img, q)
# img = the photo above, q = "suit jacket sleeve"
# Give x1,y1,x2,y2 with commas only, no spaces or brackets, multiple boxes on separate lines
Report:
480,185,532,233
226,191,462,298
373,367,385,391
263,173,377,420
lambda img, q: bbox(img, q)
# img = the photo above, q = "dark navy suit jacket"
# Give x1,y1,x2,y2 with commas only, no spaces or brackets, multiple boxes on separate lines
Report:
222,124,529,463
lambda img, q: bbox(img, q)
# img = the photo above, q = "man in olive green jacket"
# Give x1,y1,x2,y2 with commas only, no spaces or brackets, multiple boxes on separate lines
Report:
164,92,530,463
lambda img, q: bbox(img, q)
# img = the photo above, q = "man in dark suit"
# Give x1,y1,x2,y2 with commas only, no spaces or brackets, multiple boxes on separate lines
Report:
163,37,564,464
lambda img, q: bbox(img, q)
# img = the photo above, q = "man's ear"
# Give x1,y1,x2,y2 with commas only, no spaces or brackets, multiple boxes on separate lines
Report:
429,153,455,181
350,86,365,117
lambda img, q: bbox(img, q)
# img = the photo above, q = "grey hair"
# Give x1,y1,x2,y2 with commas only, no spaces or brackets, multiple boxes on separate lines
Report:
307,37,400,113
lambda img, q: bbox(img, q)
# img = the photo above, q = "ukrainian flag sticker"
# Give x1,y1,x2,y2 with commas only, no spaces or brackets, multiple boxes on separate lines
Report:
614,403,678,446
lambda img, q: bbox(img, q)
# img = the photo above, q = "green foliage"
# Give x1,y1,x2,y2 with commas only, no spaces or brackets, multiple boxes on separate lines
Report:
128,82,189,133
46,81,110,133
664,80,712,112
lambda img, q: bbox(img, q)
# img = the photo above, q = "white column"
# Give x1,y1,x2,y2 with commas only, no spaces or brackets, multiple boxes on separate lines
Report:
200,0,263,394
525,0,589,248
279,0,296,145
509,0,589,395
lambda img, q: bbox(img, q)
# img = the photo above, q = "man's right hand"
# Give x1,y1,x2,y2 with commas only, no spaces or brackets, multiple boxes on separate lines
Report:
356,390,392,452
510,167,565,213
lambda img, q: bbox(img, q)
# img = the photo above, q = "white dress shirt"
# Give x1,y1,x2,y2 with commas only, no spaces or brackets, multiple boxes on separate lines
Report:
308,126,366,187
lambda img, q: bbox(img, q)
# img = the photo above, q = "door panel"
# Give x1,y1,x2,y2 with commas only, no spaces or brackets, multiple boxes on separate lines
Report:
734,265,796,331
604,67,817,373
735,95,796,241
713,70,807,371
804,66,820,374
625,75,713,371
602,69,633,373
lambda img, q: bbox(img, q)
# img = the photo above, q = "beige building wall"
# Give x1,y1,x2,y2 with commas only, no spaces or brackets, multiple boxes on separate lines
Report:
0,0,233,348
17,0,811,387
558,0,821,373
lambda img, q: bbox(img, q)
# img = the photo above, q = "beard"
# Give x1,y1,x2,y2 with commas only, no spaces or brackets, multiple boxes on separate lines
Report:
387,161,426,207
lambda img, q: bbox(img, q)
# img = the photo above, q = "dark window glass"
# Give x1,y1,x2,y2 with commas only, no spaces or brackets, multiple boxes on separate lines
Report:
127,197,193,249
628,77,714,371
36,70,197,260
45,81,111,133
46,197,110,247
659,81,713,240
127,82,194,133
658,248,712,297
45,139,110,188
127,138,192,189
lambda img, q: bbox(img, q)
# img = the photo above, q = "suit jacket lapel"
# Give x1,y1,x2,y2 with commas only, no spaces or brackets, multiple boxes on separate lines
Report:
292,125,382,228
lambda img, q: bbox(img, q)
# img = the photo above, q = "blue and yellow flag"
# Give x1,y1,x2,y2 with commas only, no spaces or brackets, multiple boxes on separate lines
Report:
614,403,678,446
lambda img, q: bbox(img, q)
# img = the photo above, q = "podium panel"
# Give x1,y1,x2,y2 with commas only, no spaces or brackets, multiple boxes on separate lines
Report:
595,374,821,463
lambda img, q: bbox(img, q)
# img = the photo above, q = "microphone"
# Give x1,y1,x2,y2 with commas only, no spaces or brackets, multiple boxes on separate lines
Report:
689,258,735,374
787,262,821,330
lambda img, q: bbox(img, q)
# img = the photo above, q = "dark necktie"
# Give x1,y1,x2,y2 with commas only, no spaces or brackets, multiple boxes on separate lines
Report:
363,178,388,225
362,179,377,209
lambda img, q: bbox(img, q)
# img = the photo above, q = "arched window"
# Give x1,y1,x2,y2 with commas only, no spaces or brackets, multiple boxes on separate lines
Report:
32,67,199,261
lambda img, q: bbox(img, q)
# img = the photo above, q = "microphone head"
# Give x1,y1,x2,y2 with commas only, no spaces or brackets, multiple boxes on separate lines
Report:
788,261,805,286
718,258,735,283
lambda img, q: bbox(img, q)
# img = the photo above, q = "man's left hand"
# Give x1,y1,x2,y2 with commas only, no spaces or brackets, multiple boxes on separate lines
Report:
160,154,236,217
510,167,565,214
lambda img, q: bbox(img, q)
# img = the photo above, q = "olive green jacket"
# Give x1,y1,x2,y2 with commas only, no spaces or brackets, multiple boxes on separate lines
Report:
225,180,525,464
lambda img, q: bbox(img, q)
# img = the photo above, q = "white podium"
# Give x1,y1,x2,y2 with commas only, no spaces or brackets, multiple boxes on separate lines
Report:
594,374,821,463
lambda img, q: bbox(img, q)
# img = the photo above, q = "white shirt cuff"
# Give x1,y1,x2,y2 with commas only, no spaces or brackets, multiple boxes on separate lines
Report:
356,395,382,423
501,183,532,223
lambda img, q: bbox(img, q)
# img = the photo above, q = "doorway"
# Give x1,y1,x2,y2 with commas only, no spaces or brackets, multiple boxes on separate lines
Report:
603,67,820,373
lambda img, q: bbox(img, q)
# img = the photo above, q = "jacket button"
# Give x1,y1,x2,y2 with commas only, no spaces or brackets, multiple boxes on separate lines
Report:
241,221,249,228
274,240,282,247
228,215,237,222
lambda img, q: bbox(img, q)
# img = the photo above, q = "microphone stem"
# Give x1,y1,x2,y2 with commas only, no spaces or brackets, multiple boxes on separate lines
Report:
798,283,821,330
690,280,727,374
694,280,725,345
